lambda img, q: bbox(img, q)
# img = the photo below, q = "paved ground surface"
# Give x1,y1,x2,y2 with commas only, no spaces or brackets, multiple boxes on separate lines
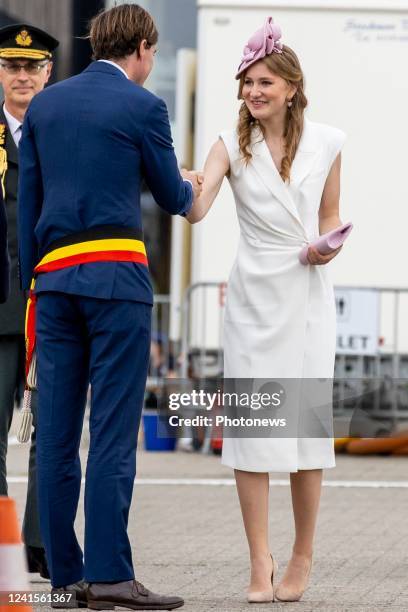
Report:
5,413,408,612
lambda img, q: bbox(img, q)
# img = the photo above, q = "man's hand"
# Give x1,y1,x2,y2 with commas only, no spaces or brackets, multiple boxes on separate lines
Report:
181,168,204,200
307,245,342,265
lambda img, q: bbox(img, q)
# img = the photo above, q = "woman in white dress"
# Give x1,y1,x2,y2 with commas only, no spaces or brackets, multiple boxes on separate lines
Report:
186,16,346,603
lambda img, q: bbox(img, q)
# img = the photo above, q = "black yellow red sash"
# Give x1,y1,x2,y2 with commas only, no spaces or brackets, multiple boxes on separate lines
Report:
25,226,148,384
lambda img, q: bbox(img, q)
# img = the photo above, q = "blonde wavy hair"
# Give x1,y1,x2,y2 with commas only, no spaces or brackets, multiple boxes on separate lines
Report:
237,45,308,183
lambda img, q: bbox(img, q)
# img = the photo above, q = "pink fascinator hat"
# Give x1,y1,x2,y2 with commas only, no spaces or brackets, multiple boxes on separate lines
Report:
235,16,283,79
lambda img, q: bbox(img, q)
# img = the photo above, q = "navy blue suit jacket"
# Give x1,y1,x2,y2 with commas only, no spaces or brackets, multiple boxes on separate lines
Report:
0,190,10,303
18,61,193,304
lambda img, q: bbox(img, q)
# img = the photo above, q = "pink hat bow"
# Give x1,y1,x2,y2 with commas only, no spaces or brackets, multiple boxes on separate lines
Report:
236,17,283,79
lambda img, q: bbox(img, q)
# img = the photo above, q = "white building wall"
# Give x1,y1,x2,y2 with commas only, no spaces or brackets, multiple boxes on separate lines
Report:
193,0,408,289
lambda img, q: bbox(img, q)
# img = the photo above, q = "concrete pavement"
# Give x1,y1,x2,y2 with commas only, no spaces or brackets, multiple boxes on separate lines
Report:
5,414,408,612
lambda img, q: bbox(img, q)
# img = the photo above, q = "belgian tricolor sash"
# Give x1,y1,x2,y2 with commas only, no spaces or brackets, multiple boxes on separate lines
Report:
33,225,148,273
25,225,147,381
19,226,148,443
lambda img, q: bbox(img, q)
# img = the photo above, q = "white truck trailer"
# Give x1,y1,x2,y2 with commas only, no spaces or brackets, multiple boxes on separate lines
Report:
192,0,408,288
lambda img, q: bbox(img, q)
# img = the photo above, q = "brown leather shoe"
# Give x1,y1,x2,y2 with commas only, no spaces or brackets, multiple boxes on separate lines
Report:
51,580,88,608
87,580,184,610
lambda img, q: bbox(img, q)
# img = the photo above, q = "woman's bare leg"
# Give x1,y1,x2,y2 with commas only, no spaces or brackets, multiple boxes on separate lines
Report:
234,469,274,593
275,468,322,600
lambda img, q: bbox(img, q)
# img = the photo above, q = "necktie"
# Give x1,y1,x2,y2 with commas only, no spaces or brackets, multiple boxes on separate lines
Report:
15,125,22,148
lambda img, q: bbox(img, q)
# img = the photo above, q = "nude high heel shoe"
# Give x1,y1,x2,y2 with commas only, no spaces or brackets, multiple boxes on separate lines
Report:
274,556,312,602
247,554,278,604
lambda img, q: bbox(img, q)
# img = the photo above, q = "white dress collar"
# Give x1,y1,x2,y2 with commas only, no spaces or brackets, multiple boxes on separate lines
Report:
249,120,319,236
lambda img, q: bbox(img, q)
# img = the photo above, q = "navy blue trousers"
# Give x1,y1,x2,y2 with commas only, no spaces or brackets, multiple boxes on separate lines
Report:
35,293,151,587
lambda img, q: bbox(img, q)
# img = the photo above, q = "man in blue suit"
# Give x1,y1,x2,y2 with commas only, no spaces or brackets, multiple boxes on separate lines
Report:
18,4,201,609
0,191,9,303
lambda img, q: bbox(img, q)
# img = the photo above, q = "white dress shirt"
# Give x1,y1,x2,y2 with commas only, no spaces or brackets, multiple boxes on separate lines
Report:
97,59,129,79
3,104,22,148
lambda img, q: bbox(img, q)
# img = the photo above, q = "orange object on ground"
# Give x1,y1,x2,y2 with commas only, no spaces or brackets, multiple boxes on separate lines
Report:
0,497,20,544
392,443,408,455
334,437,353,452
346,435,408,455
211,436,223,453
0,497,32,611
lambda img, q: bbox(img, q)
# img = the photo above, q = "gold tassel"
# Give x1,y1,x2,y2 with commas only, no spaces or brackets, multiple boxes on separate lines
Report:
27,351,37,390
17,389,33,444
18,353,37,443
0,123,8,200
0,146,7,199
19,277,37,444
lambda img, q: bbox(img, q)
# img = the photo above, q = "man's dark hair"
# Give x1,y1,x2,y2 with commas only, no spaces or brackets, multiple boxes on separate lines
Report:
89,3,158,61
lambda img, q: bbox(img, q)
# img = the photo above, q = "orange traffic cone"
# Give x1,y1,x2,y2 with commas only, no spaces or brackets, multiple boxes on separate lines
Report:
0,496,32,612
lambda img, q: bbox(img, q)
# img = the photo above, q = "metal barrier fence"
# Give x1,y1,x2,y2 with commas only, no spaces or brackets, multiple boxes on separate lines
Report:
148,294,172,380
180,282,226,379
179,282,408,423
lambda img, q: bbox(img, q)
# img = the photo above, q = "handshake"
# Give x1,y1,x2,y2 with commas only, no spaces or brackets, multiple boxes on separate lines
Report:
181,168,204,200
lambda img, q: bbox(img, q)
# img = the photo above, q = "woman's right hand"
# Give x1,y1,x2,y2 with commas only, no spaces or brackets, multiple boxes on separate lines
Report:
185,139,229,224
306,245,342,265
181,169,204,200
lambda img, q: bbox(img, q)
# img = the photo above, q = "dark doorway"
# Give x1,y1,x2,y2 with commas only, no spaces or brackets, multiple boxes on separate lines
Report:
72,0,104,75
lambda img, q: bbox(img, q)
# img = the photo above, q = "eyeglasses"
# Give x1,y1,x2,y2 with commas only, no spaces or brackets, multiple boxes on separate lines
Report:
0,61,49,75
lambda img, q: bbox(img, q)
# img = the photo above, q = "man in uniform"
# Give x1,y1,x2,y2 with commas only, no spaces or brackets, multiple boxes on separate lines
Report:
18,4,201,609
0,23,58,578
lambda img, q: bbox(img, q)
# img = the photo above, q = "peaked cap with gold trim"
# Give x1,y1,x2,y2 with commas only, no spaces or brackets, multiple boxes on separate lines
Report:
0,23,59,60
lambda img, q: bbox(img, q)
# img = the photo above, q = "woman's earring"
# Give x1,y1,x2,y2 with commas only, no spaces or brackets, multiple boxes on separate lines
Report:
287,99,293,108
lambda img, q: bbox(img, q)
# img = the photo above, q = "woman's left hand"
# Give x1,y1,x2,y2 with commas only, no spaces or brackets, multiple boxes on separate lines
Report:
306,245,342,265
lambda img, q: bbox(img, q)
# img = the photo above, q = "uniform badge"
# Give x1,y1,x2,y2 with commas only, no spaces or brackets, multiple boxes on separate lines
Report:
16,29,33,47
0,124,6,147
0,123,8,199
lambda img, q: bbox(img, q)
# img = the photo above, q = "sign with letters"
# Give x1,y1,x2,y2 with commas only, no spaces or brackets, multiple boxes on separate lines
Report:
335,288,380,356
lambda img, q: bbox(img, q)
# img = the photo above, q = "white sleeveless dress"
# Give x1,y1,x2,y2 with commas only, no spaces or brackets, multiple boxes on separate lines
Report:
220,119,346,473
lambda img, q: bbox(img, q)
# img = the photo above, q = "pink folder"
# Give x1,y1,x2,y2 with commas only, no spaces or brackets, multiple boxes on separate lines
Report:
299,222,353,265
